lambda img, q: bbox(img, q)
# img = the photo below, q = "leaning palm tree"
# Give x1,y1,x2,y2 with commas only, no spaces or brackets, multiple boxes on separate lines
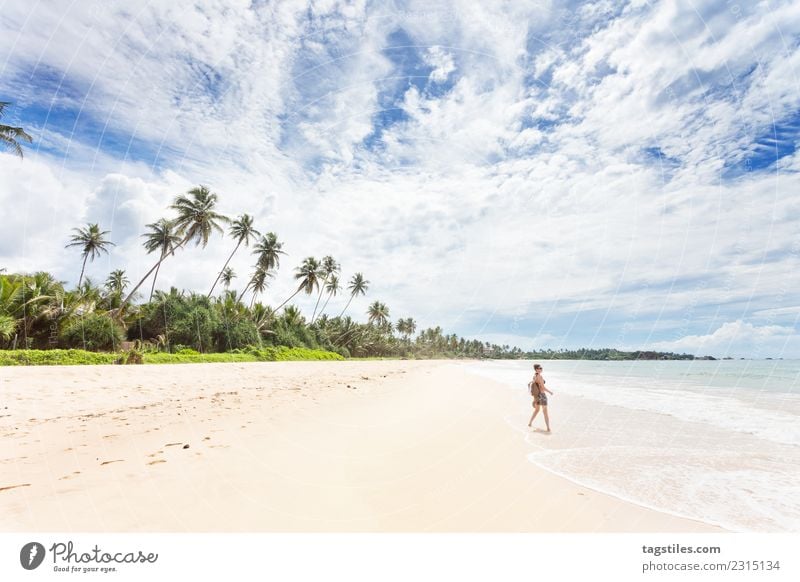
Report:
122,185,228,307
221,267,236,289
274,257,322,312
317,274,340,319
141,218,181,301
239,232,286,302
311,255,339,323
208,213,260,297
367,300,390,327
339,272,369,318
247,265,273,308
0,102,32,158
65,223,115,288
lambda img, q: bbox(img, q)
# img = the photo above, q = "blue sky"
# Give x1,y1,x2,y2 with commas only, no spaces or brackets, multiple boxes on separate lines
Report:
1,0,800,358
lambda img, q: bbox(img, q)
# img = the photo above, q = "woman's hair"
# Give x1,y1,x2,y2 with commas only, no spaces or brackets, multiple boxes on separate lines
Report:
533,364,541,370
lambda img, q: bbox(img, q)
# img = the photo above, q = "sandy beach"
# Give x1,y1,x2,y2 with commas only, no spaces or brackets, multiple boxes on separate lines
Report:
0,360,720,532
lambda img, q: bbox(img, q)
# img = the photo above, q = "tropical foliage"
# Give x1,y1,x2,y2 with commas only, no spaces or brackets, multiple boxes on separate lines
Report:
1,184,699,363
0,101,32,158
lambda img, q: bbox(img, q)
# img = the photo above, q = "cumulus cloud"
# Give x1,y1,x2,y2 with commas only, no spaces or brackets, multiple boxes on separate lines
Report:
2,0,800,353
647,320,800,359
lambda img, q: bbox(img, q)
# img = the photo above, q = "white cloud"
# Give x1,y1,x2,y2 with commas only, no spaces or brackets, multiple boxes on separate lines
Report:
2,1,800,352
647,320,800,359
424,47,455,82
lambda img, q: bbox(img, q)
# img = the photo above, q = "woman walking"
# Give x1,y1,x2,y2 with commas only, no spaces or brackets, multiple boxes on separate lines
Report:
528,363,554,432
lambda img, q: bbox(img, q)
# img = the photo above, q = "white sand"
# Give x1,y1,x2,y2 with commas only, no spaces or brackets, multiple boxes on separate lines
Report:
0,360,721,531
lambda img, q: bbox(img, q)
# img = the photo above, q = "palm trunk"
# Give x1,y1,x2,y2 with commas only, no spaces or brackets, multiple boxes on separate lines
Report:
311,276,328,323
274,286,302,312
77,255,88,289
338,293,355,318
122,235,188,307
208,240,241,298
238,280,252,304
148,259,162,301
319,290,334,318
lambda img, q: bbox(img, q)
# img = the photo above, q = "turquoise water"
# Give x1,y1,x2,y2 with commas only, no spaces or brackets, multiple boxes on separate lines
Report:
463,360,800,532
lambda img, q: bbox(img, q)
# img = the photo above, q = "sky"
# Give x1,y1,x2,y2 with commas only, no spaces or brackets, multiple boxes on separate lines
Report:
1,0,799,358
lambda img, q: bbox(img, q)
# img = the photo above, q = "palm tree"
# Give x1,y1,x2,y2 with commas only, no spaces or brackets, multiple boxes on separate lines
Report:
0,102,32,158
311,255,339,323
65,223,115,288
367,300,390,327
247,265,273,309
317,274,340,319
141,219,181,301
339,272,369,318
122,186,228,306
240,232,285,302
252,232,286,271
208,213,260,297
274,257,322,312
221,267,236,289
105,269,129,295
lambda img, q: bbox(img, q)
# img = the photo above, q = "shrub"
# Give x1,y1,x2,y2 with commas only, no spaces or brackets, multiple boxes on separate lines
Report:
0,349,117,366
60,314,125,351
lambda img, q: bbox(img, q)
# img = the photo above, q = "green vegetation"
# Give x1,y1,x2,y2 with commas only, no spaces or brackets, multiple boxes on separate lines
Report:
0,183,700,366
0,347,342,366
0,349,118,366
0,101,32,158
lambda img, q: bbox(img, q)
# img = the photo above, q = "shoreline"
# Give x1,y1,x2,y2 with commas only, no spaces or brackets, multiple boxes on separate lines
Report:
0,360,722,532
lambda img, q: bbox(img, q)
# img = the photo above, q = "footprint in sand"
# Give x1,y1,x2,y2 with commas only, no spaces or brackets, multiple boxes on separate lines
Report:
164,442,182,447
147,459,166,466
100,459,124,466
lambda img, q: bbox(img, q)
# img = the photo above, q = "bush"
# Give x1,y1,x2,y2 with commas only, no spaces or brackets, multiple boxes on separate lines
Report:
0,346,344,366
60,314,125,351
214,319,260,352
0,349,117,366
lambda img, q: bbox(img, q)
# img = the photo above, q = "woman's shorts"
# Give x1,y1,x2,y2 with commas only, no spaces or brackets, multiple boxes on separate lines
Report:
535,394,548,406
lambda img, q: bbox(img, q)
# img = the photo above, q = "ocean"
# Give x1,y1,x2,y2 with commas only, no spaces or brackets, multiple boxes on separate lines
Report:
462,359,800,532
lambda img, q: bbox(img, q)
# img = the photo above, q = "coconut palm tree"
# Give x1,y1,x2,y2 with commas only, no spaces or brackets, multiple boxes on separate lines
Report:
339,272,369,318
274,257,322,312
239,232,285,302
141,218,181,301
247,265,273,309
104,269,128,300
367,300,390,327
221,267,236,289
65,223,115,288
311,256,339,323
122,186,228,306
252,232,286,271
105,269,128,293
0,102,32,158
317,274,340,319
208,213,260,297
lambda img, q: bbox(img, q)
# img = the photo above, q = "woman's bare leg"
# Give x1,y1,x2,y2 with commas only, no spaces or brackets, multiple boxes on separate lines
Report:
542,406,551,432
528,403,540,427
